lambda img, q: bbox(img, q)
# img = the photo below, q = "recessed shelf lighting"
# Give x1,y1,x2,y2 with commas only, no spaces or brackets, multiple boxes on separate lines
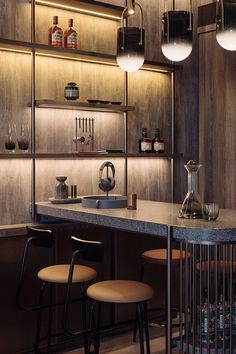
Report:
35,0,122,20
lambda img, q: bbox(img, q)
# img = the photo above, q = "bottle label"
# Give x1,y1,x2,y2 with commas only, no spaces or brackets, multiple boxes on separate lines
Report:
141,141,152,151
154,141,164,152
67,32,77,48
52,30,63,46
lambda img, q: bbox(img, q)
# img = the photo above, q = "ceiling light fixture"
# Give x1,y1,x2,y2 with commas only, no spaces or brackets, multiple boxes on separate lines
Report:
161,0,193,62
216,0,236,50
116,1,145,72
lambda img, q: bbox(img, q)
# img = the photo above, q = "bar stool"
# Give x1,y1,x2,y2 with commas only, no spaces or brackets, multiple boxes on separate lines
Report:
132,248,187,342
86,277,154,353
16,227,99,354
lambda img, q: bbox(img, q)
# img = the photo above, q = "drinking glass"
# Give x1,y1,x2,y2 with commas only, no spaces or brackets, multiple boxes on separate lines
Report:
17,123,30,152
5,123,17,153
202,203,219,221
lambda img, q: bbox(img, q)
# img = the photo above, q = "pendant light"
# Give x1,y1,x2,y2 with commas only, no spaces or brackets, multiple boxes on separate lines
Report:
216,0,236,51
161,0,193,62
116,0,145,72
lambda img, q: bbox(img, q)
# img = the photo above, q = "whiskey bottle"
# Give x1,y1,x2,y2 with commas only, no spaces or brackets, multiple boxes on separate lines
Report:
153,128,164,153
139,128,152,153
49,16,63,47
217,282,230,340
64,18,77,49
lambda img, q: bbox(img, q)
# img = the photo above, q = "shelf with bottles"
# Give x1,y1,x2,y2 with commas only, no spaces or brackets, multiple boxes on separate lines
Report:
35,99,135,113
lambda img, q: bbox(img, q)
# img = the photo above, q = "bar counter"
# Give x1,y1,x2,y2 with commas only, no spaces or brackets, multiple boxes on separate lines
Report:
36,200,236,354
36,200,236,242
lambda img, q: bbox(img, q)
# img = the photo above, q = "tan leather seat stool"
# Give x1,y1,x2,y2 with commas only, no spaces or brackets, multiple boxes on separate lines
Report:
132,247,189,341
87,279,154,354
16,227,98,354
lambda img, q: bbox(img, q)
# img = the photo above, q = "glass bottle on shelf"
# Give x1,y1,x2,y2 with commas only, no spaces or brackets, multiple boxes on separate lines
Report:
217,282,230,341
64,18,77,49
200,288,215,344
49,16,63,47
178,160,203,219
139,128,152,153
152,127,164,153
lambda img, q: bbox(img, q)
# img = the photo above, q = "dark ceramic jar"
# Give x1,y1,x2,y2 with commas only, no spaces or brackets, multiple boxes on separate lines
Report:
64,82,79,100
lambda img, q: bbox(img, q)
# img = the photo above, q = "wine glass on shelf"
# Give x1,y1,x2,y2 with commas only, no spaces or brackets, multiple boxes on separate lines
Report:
5,123,17,153
17,123,30,153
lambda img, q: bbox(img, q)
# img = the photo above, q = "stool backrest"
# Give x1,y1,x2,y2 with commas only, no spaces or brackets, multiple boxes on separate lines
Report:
71,236,103,263
16,227,54,311
26,226,54,248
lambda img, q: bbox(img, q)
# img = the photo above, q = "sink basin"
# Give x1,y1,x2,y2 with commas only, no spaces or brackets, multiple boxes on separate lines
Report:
82,195,127,209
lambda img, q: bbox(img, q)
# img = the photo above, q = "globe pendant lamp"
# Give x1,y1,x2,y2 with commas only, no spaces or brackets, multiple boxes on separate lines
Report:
116,0,145,72
161,0,193,62
216,0,236,51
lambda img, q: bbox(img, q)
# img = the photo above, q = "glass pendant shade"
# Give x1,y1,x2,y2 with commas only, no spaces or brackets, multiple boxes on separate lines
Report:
161,10,193,62
117,27,145,72
216,0,236,51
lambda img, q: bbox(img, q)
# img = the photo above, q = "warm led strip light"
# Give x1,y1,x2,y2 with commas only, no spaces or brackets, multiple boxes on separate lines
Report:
0,47,31,55
36,0,121,20
36,52,118,66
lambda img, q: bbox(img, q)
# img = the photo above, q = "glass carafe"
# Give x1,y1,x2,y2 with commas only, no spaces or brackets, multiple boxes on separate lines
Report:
178,160,203,219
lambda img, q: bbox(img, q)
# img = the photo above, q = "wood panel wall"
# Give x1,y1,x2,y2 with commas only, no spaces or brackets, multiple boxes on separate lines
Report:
199,30,236,209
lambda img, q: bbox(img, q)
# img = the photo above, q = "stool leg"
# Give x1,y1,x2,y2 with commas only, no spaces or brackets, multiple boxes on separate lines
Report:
94,302,102,354
143,302,151,354
46,283,53,354
133,263,146,343
34,282,46,354
80,283,88,354
87,301,97,354
136,303,145,354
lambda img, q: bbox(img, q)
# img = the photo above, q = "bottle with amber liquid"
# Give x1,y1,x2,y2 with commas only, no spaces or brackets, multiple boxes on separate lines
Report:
139,128,152,153
49,16,63,47
64,18,77,49
153,128,164,153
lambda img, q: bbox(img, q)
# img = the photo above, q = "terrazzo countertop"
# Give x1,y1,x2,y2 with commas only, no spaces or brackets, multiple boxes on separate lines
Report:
36,200,236,244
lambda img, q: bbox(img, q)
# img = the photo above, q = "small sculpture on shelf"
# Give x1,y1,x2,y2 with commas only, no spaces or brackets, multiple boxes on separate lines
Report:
55,176,68,199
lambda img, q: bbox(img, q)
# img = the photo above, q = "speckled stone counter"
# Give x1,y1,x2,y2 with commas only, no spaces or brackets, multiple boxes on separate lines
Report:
36,200,236,243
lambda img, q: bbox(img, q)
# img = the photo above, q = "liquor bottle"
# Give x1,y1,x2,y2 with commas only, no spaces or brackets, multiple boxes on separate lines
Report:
153,128,164,153
217,282,230,340
139,128,152,153
200,288,215,344
232,282,236,334
64,18,77,49
48,16,63,47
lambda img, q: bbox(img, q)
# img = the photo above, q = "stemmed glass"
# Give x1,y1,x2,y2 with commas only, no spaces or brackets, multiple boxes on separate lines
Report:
17,123,30,152
5,123,17,153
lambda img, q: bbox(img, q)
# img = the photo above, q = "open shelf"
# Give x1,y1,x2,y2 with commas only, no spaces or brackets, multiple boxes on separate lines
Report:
34,153,182,159
0,153,34,159
0,38,180,73
35,0,123,20
35,99,135,112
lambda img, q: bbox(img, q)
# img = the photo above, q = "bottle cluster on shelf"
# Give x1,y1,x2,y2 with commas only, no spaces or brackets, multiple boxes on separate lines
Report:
198,282,236,345
49,16,78,49
138,127,164,153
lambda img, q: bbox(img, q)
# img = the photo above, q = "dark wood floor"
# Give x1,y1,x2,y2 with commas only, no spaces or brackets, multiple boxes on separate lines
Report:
64,326,178,354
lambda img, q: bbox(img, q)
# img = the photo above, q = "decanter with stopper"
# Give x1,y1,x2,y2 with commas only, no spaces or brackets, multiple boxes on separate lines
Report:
178,160,203,219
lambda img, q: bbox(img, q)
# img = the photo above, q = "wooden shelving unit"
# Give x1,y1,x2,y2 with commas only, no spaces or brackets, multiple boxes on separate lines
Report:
35,99,135,113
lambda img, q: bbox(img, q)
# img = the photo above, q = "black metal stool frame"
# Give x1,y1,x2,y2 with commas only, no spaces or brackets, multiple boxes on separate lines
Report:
87,300,151,354
16,227,101,354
